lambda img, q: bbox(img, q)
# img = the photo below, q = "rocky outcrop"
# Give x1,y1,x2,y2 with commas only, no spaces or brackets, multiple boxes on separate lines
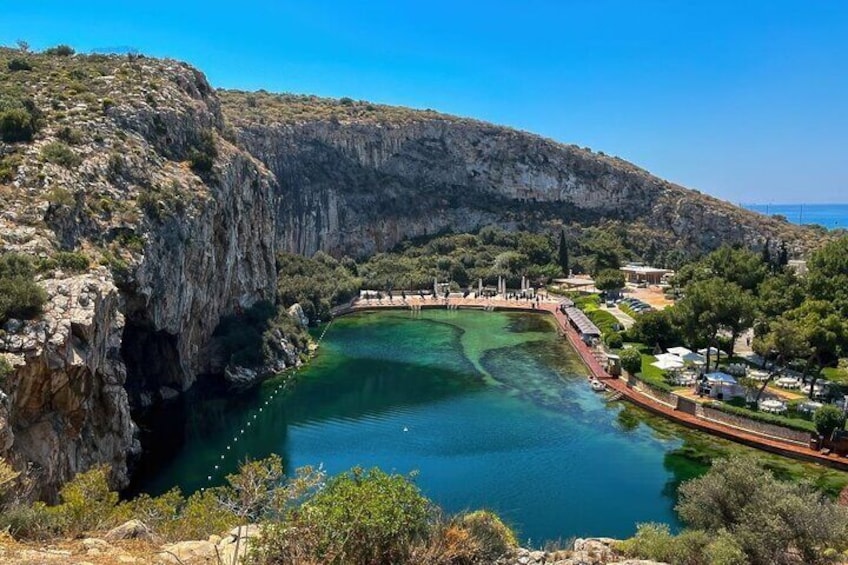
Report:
500,539,666,565
0,270,137,499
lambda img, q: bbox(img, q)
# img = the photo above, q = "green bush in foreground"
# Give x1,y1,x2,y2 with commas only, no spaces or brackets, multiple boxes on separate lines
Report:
618,455,848,565
259,467,432,564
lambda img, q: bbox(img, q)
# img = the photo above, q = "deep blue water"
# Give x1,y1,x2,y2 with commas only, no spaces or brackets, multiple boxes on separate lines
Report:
744,203,848,230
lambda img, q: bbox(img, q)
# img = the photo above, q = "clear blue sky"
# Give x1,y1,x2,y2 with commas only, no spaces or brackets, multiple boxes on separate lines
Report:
3,1,847,203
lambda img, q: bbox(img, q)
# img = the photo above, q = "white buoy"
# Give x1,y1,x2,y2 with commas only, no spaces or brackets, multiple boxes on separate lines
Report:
403,426,409,432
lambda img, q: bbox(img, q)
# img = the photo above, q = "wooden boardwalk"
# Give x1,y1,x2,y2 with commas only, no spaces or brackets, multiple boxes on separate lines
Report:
335,298,848,470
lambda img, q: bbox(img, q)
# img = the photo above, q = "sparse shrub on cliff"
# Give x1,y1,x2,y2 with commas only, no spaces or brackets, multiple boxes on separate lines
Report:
56,125,83,145
0,98,40,143
44,45,75,57
7,58,32,71
188,129,218,174
454,510,517,561
0,252,47,325
0,502,63,540
40,141,81,168
52,251,90,273
0,151,22,182
0,357,12,384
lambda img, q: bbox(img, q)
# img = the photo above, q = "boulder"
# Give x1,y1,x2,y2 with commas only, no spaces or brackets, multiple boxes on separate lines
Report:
158,540,217,564
288,303,310,328
105,520,157,543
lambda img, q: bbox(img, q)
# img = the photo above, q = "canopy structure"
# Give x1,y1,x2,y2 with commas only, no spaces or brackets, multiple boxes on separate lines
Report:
705,372,737,386
652,354,684,371
666,346,692,357
697,347,726,356
563,307,601,337
680,352,706,364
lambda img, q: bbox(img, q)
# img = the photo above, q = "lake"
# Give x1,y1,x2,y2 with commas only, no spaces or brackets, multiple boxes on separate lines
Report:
127,309,845,544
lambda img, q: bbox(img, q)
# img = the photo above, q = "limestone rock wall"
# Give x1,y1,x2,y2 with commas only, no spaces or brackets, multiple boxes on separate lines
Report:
232,117,810,259
0,271,136,499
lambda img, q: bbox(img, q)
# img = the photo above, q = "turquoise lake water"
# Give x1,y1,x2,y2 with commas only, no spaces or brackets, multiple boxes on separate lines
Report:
131,310,697,544
744,203,848,230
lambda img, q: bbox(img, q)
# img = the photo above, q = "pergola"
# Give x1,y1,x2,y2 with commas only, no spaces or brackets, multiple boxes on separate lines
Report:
563,306,601,339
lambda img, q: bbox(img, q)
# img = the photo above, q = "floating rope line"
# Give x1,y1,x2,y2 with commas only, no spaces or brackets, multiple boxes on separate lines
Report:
203,318,335,488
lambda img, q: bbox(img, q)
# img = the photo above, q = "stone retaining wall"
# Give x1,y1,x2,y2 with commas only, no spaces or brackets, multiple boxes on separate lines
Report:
701,406,811,444
639,383,679,409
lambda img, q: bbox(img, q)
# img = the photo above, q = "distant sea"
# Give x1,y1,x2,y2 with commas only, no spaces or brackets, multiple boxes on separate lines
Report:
743,203,848,230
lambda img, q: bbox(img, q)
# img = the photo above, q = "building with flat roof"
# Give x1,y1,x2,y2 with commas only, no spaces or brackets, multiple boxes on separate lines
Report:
620,265,674,285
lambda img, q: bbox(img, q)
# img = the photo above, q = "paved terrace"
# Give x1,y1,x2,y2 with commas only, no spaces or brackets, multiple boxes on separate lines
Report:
333,295,848,471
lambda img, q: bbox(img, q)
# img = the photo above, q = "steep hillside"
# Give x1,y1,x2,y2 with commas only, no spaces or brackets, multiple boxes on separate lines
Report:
219,90,816,258
0,47,818,497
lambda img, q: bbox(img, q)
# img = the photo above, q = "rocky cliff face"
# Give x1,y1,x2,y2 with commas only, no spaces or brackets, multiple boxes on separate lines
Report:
0,50,283,496
0,272,136,500
0,49,817,497
221,92,815,259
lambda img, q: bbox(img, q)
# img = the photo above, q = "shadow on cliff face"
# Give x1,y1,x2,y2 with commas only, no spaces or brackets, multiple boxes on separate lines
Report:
121,319,183,404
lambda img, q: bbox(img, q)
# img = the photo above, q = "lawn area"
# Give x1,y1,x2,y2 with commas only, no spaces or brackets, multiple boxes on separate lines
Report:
619,342,675,392
822,366,848,386
585,309,619,335
566,292,619,335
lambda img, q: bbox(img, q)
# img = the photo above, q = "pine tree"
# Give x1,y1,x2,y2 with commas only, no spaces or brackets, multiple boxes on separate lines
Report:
558,230,569,276
761,238,772,270
778,240,789,267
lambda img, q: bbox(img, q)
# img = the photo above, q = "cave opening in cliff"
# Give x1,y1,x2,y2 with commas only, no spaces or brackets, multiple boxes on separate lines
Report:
121,320,183,403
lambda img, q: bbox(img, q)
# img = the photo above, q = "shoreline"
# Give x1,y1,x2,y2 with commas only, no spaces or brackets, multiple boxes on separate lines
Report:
332,297,848,471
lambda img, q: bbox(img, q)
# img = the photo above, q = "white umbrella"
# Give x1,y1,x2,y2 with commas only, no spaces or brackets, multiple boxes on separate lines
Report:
680,351,706,364
652,357,684,370
667,346,693,357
